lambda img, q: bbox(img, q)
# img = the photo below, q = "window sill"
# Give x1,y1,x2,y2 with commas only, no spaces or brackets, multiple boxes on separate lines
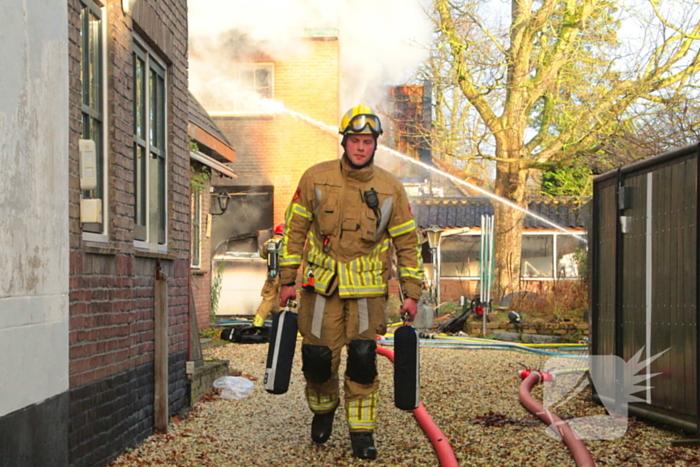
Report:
83,243,120,256
134,249,177,261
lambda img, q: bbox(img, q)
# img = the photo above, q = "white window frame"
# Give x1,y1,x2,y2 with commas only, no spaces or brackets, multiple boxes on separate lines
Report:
80,0,109,243
132,34,168,253
439,231,583,281
191,191,202,269
209,62,274,114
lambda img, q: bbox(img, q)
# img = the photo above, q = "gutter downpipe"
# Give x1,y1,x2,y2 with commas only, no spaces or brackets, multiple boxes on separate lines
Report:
519,371,595,467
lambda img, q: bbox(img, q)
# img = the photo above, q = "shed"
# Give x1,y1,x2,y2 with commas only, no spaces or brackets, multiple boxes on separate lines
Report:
591,142,700,433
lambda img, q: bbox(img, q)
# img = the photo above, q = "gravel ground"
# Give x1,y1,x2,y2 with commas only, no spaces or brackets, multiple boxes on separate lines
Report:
108,339,699,467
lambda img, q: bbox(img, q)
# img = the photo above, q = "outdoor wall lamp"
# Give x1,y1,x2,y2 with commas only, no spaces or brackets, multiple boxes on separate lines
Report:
211,193,231,216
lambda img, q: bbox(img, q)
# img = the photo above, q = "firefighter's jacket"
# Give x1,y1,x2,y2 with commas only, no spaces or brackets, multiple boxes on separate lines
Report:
279,157,424,301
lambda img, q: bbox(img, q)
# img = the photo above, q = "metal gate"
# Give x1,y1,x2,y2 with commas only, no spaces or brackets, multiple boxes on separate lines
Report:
592,143,700,432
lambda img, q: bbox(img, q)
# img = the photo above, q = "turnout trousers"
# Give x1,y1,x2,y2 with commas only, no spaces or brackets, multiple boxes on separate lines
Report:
298,288,387,432
253,275,280,326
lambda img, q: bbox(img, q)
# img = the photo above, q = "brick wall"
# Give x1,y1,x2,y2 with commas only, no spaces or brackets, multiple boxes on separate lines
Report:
465,321,590,341
212,36,340,227
68,1,190,466
191,174,213,329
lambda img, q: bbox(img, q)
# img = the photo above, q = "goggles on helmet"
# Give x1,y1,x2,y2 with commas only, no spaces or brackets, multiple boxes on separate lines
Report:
341,114,383,136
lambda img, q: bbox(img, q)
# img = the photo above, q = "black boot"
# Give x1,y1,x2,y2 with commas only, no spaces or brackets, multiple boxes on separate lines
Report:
350,432,377,459
311,409,336,445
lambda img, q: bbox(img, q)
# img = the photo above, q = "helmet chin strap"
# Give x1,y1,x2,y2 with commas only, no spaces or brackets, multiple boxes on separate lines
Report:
341,134,377,169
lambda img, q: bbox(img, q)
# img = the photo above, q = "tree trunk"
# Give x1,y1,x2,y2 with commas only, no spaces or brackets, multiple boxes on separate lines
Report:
492,161,528,303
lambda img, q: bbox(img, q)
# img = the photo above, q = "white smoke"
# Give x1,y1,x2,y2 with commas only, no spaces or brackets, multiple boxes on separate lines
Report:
188,0,432,111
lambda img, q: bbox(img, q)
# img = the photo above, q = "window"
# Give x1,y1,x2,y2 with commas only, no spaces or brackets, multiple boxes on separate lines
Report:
133,38,167,248
231,63,273,112
239,63,273,98
80,0,105,234
521,235,554,278
440,235,481,277
438,232,583,280
191,192,202,268
556,235,584,278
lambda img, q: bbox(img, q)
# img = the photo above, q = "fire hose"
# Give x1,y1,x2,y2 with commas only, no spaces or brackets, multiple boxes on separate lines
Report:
519,371,595,467
376,345,459,467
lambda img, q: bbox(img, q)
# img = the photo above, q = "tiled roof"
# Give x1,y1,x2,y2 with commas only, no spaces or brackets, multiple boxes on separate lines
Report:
188,91,232,147
410,197,590,229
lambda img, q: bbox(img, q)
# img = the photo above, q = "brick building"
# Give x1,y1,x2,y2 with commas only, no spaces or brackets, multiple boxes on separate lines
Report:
69,1,190,466
209,29,340,232
188,92,237,329
193,29,340,317
2,1,196,466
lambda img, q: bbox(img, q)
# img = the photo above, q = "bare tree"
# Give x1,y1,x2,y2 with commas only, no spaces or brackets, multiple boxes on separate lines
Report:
430,0,700,300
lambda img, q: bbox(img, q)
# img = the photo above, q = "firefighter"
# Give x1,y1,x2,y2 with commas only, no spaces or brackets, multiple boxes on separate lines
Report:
278,104,423,459
252,223,285,327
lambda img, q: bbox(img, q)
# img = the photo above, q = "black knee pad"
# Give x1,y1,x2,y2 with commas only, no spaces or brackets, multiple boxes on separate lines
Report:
302,344,333,383
346,340,377,384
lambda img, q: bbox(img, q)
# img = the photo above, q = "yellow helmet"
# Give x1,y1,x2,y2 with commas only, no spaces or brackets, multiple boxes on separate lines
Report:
339,104,383,136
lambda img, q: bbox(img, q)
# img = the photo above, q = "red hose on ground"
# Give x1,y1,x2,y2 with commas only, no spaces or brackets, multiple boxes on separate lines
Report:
377,345,459,467
519,372,595,467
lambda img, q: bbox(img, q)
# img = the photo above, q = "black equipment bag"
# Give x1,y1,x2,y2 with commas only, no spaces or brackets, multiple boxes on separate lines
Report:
393,324,420,410
264,310,298,394
437,296,480,334
220,325,270,344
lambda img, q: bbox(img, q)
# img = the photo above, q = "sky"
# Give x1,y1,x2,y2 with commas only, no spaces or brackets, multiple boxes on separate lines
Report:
188,0,433,113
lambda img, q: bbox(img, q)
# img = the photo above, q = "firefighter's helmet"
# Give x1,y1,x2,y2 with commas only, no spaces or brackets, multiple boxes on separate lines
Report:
339,104,383,136
274,223,285,235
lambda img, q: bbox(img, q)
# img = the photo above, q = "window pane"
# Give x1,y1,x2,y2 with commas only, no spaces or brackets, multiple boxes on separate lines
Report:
521,235,553,278
92,120,103,201
134,144,147,228
440,235,481,277
191,193,201,267
255,68,271,98
240,68,254,90
158,74,165,149
557,234,585,278
158,155,166,243
134,55,145,138
149,68,156,147
80,9,88,106
88,10,101,113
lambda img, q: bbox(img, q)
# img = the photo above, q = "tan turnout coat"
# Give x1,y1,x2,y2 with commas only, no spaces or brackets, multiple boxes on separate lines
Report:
279,158,423,301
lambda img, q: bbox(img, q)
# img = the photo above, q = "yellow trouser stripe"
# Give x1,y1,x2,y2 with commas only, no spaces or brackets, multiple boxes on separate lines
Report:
399,267,423,280
306,387,339,413
346,391,378,431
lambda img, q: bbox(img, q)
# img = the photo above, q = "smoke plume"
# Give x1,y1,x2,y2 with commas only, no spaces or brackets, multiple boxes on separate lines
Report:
188,0,432,112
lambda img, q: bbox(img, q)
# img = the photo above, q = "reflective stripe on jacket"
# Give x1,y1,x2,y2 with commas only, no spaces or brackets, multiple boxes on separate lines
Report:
279,157,424,300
